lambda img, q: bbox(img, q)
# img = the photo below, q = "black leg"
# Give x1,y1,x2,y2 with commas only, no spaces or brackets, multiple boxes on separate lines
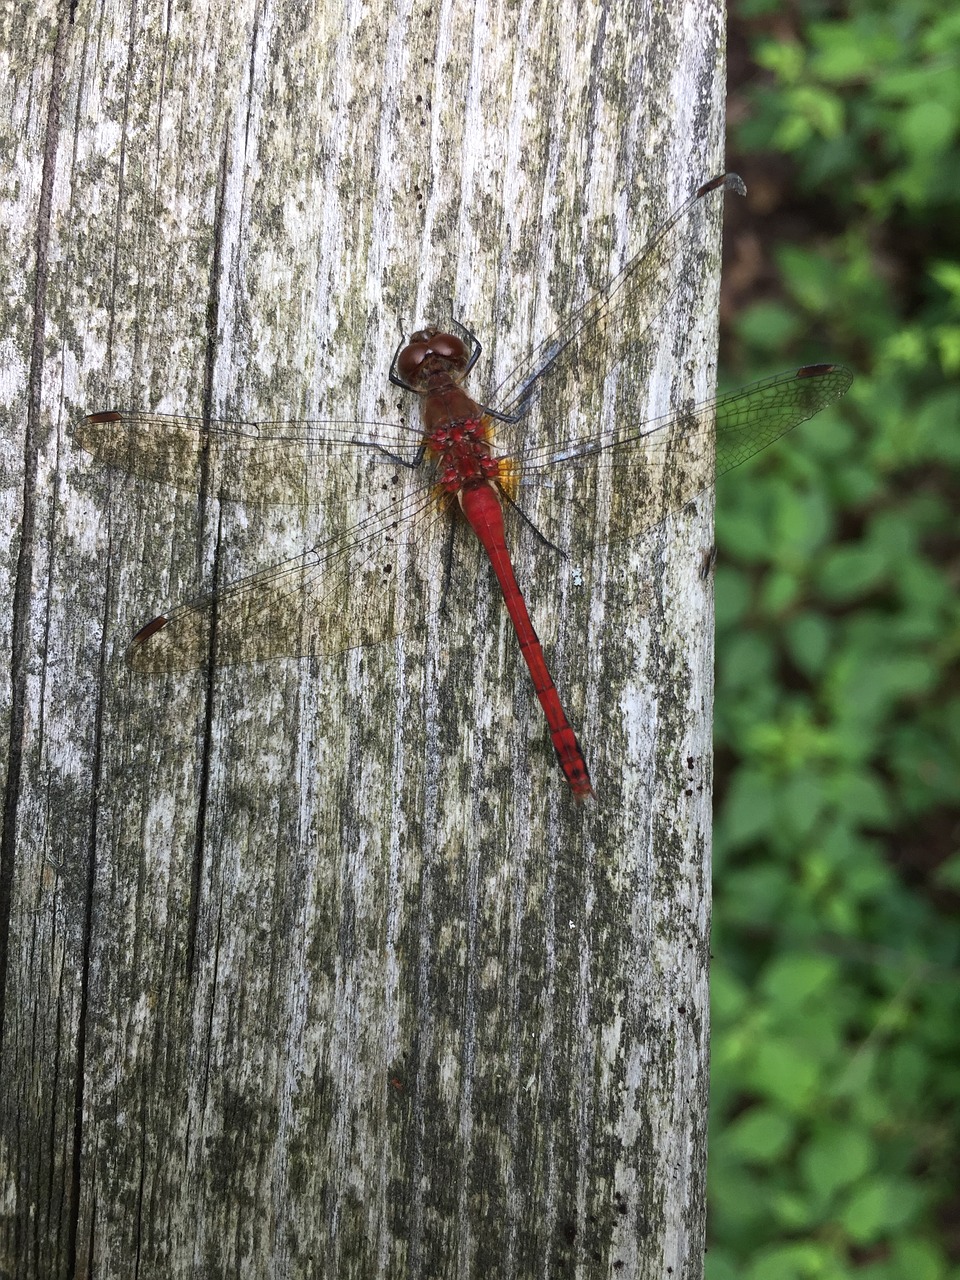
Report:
504,489,564,556
446,311,483,376
388,331,415,391
439,515,458,618
375,441,427,469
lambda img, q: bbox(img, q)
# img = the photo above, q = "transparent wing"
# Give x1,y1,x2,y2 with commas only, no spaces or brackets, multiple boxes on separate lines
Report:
508,364,854,550
75,172,851,673
489,173,745,430
74,410,425,505
123,475,456,673
93,366,853,672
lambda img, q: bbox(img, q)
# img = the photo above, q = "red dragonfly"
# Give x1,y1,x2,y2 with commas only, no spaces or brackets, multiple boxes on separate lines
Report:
77,173,852,800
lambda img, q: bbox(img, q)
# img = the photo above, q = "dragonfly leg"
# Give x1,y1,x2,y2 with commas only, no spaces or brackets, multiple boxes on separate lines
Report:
388,331,416,391
374,441,427,468
438,517,459,619
446,312,483,376
479,401,526,423
478,373,551,422
504,491,564,557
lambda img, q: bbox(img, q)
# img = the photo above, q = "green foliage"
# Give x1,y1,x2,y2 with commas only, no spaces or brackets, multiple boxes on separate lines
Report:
710,0,960,1276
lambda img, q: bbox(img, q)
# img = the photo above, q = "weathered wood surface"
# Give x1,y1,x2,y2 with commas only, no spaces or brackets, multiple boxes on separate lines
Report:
0,0,725,1274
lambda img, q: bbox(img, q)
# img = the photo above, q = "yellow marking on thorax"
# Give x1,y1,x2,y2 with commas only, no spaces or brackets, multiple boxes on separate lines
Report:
493,454,521,503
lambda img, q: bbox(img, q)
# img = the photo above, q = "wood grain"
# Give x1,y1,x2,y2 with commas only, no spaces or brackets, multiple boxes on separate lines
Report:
0,0,724,1274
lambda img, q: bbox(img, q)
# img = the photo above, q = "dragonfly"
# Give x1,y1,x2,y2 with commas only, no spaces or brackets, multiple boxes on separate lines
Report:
76,173,852,800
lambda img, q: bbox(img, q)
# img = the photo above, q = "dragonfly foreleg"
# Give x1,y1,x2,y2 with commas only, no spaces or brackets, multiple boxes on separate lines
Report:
445,312,483,376
387,331,414,391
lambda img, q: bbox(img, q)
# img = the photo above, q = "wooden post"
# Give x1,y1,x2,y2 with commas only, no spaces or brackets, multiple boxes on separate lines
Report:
1,0,725,1274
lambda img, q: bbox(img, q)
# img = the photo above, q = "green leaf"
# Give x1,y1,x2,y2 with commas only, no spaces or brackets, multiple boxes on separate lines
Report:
840,1178,925,1243
786,87,845,140
747,1039,821,1110
718,633,775,693
933,854,960,892
930,259,960,300
934,324,960,374
897,101,956,157
784,612,832,677
827,768,893,826
717,866,793,926
715,0,960,1270
759,953,838,1008
773,487,833,559
910,387,960,462
737,301,804,353
810,25,883,82
780,772,827,837
711,965,750,1022
778,244,841,313
816,545,889,601
800,1126,874,1198
755,39,805,81
892,1236,949,1280
744,1241,828,1280
725,1107,795,1163
715,565,754,630
705,1250,741,1280
716,772,779,847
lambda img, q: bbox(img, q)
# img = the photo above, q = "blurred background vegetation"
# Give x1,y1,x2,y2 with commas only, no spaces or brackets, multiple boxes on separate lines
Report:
709,0,960,1276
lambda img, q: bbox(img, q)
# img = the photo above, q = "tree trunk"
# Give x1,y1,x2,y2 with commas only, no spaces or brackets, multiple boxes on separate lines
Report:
1,0,725,1275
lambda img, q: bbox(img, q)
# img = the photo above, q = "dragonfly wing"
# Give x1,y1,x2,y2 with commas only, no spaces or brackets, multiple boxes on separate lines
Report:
713,363,854,475
511,363,854,549
75,411,425,505
489,174,744,434
124,481,452,673
510,412,710,555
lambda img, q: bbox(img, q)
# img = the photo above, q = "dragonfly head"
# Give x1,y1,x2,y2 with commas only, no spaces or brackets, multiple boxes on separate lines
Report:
393,328,471,392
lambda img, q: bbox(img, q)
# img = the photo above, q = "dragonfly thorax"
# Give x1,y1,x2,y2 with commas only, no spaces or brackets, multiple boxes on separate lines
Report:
433,421,501,495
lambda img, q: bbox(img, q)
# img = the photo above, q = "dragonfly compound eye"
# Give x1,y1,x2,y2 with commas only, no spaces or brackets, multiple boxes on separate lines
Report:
396,330,469,387
424,331,469,367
